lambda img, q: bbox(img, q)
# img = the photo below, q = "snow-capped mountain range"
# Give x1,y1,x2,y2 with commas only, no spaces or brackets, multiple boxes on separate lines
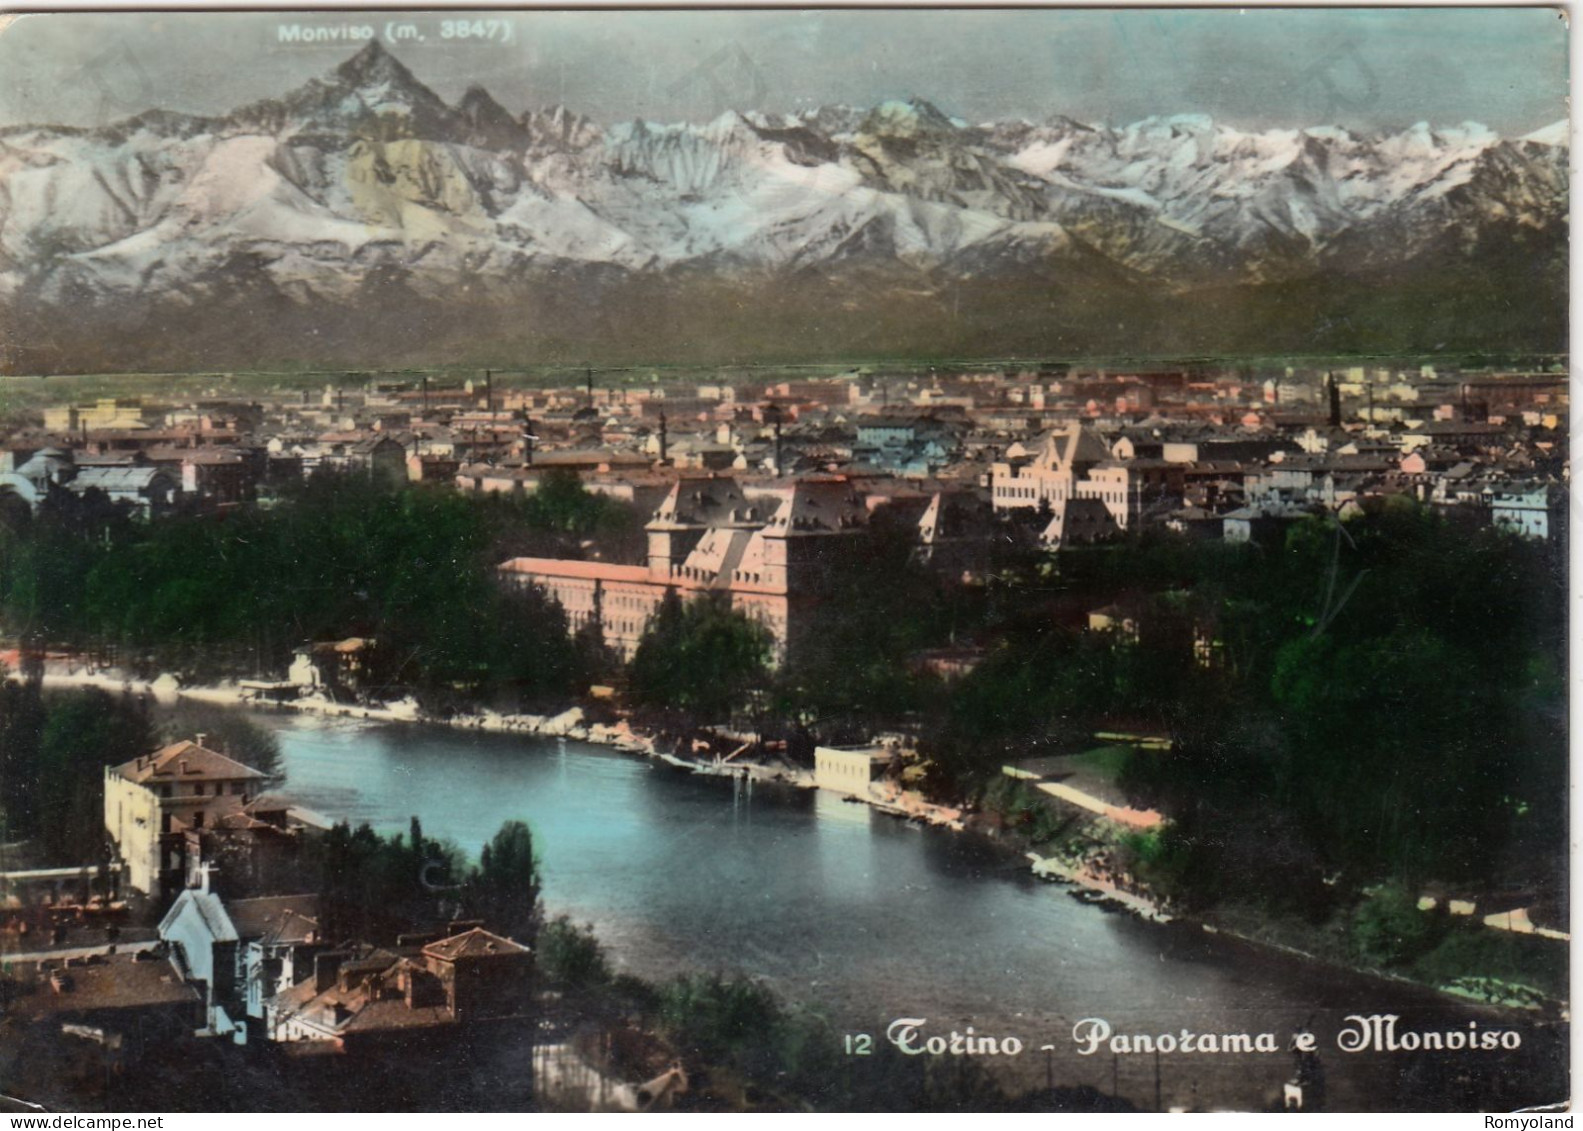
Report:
0,41,1568,369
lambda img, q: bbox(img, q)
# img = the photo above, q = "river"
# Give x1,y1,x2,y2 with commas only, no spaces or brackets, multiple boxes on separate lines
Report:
264,714,1567,1112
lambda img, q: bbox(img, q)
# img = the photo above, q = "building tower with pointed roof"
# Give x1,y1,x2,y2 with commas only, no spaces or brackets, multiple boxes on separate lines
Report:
500,474,870,664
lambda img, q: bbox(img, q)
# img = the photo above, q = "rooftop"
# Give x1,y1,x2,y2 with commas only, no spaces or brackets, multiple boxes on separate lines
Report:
499,557,651,584
110,740,267,785
159,887,238,944
227,894,321,946
9,952,199,1019
422,926,529,961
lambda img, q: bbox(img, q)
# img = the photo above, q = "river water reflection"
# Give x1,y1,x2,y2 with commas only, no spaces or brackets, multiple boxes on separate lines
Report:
267,716,1566,1112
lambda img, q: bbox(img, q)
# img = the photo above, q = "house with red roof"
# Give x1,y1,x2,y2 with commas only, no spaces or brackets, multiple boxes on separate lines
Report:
265,927,532,1048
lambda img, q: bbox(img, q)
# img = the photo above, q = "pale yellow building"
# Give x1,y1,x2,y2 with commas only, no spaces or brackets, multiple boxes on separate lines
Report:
104,738,268,900
813,745,893,795
43,398,154,433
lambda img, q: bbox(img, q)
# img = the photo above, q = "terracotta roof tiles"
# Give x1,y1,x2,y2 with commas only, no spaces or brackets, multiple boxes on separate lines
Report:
422,927,528,961
110,740,268,785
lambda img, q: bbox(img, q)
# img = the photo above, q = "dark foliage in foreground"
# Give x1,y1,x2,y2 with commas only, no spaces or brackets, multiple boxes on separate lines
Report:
0,470,641,704
313,817,542,949
921,501,1566,901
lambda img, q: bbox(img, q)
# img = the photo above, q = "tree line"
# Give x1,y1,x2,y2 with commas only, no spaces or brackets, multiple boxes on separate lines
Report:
0,470,1565,901
311,817,542,948
928,502,1566,904
625,498,1567,903
0,469,641,708
0,678,288,861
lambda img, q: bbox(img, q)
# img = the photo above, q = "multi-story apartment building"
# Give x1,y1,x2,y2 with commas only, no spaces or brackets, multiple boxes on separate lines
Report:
990,423,1164,543
104,738,268,900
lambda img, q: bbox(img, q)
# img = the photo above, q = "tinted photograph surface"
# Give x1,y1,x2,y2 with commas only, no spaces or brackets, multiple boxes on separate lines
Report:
0,7,1569,1114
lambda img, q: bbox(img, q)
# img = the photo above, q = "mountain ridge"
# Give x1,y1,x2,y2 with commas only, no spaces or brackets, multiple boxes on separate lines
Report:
0,42,1567,371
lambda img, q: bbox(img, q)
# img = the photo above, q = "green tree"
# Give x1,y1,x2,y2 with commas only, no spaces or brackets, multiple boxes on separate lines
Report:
0,669,46,842
525,468,606,533
315,816,456,942
1351,885,1440,967
773,510,972,728
465,819,542,946
35,689,155,860
918,625,1107,795
656,973,785,1081
537,915,611,991
628,592,772,721
0,471,593,706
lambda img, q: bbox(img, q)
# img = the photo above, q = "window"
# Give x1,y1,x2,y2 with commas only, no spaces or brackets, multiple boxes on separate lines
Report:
194,782,205,796
159,784,172,799
193,811,205,829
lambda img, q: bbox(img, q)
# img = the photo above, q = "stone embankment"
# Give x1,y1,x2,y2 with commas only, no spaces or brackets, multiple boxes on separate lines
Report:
32,666,806,784
31,664,1565,1018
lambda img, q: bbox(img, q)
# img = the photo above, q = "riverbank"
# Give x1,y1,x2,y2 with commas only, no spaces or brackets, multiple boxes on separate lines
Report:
41,666,1569,1022
1010,807,1569,1019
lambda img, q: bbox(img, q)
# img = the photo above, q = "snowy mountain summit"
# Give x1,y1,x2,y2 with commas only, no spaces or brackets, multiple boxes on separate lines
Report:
0,41,1568,369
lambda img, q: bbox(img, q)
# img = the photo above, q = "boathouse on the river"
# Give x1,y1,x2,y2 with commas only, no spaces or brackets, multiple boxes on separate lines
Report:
813,745,893,795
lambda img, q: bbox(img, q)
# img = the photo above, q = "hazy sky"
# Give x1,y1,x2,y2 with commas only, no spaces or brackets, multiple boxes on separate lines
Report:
0,7,1569,134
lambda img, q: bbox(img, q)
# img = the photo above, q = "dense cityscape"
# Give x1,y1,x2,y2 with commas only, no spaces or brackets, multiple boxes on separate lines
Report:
0,7,1569,1116
0,357,1569,1111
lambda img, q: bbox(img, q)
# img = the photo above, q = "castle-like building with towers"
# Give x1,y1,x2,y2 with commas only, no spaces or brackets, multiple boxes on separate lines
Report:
498,474,875,664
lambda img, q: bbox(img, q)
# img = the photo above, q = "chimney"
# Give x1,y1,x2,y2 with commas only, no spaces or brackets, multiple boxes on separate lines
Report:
659,411,669,464
484,370,493,416
194,733,207,749
314,952,345,993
